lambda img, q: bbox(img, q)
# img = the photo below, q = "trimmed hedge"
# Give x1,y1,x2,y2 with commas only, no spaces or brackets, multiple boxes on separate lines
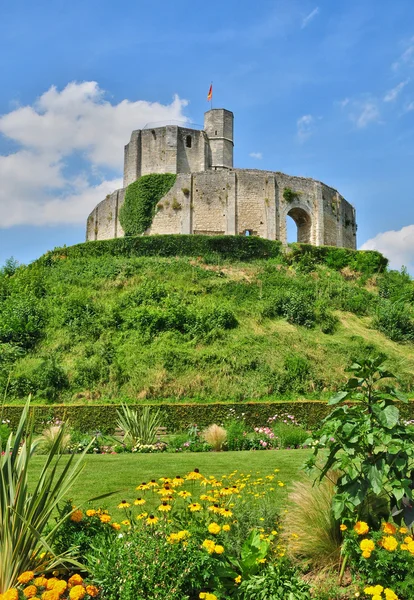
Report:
287,243,388,274
3,401,414,434
38,235,283,264
37,236,387,276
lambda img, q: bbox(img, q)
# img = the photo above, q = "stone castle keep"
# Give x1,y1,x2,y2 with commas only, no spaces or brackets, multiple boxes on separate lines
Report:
86,108,357,248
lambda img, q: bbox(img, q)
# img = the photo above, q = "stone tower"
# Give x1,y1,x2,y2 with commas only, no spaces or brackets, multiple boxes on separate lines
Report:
204,109,234,169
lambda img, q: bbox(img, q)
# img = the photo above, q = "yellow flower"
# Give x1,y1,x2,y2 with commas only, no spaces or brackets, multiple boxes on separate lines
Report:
112,522,121,530
404,536,413,544
121,519,130,526
362,550,372,558
186,469,203,480
220,508,233,518
208,504,221,514
214,544,224,554
172,476,185,486
23,588,38,599
340,524,347,531
399,527,408,534
146,514,159,525
86,509,96,517
70,509,83,523
208,522,221,535
222,524,231,532
18,572,35,584
354,521,369,535
158,502,172,512
85,585,100,597
34,578,48,588
178,490,192,499
384,589,399,600
136,482,150,491
199,593,217,600
235,575,242,584
202,539,216,554
381,536,398,552
117,500,130,509
99,514,111,523
407,541,414,555
46,579,59,590
382,522,397,535
360,539,375,553
134,498,146,505
189,503,202,512
69,585,86,600
41,591,60,600
54,581,67,595
148,479,159,487
136,512,148,520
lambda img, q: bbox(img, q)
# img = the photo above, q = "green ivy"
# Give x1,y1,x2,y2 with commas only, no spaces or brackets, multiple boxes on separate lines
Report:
283,187,300,203
119,173,177,236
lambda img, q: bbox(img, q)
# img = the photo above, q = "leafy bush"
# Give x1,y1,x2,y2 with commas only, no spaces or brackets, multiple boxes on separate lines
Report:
373,300,414,342
0,296,45,350
88,529,215,600
238,560,312,599
306,357,414,527
119,173,177,236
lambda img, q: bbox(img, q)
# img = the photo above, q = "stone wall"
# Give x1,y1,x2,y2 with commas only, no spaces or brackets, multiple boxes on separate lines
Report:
87,169,356,249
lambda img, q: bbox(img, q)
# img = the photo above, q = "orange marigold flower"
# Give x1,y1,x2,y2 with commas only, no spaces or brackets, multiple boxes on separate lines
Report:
70,509,83,523
18,572,35,585
99,514,111,523
68,574,83,587
85,585,99,597
23,586,37,599
382,522,397,535
354,521,369,535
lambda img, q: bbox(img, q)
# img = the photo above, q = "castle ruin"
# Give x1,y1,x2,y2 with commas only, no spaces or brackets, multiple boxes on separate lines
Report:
86,108,357,248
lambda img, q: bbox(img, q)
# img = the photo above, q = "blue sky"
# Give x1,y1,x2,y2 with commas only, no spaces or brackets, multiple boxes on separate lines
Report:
1,0,414,271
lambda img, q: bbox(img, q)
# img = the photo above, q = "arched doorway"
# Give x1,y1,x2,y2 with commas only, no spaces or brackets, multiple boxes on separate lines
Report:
286,207,312,244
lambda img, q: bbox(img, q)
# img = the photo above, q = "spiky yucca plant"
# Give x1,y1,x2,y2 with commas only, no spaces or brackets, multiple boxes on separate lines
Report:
0,400,88,592
201,424,227,451
116,404,161,446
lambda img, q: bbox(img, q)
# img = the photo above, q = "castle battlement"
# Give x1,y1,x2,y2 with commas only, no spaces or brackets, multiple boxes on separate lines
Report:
87,108,356,249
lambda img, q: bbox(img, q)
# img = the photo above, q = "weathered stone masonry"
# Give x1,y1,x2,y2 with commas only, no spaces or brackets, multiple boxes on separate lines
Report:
87,108,357,248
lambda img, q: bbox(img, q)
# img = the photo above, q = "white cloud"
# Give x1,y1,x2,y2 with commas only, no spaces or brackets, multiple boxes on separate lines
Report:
351,101,381,128
301,7,319,29
361,225,414,273
249,152,262,159
384,79,409,102
404,100,414,112
297,114,315,142
392,37,414,70
0,82,189,227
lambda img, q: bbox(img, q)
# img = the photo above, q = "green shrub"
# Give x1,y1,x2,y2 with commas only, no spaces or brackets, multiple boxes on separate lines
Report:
119,173,177,236
238,560,312,600
88,530,215,600
287,244,388,275
373,300,414,342
0,295,45,350
272,422,309,448
39,234,282,263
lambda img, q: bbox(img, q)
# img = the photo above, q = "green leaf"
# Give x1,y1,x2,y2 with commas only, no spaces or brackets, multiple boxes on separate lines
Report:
372,404,399,429
328,391,349,405
367,465,383,495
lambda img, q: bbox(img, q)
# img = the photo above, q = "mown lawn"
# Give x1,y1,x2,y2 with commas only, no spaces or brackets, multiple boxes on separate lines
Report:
29,449,311,518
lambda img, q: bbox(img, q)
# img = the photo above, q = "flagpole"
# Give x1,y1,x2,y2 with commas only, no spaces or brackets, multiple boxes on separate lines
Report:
211,81,213,110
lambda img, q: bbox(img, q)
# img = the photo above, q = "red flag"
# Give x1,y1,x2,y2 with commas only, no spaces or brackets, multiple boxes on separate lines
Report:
207,84,213,102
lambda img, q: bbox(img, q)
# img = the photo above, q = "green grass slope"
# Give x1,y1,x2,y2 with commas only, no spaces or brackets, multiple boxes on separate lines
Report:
1,237,413,404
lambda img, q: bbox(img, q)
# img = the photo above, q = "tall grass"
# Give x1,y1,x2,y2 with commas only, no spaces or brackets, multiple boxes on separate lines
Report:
282,474,342,571
201,424,227,451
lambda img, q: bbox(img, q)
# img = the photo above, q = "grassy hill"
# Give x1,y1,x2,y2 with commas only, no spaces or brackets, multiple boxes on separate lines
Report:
1,236,413,404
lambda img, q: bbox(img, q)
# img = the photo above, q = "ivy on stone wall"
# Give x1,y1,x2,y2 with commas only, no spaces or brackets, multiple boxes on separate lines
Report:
119,173,177,236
